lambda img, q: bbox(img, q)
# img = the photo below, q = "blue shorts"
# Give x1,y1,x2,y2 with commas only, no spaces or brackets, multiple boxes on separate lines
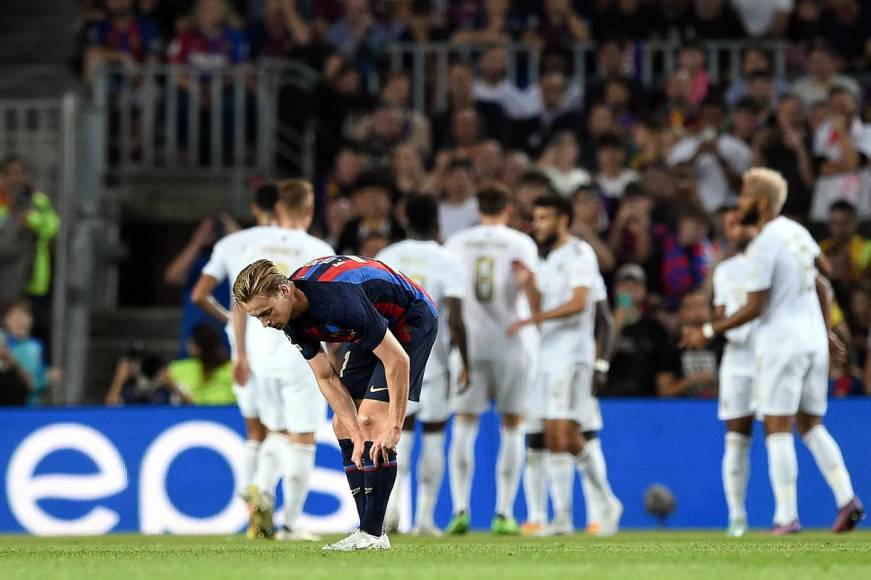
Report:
338,323,438,404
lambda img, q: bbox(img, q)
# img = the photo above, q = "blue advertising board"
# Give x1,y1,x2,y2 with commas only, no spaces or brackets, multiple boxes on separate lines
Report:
1,400,868,534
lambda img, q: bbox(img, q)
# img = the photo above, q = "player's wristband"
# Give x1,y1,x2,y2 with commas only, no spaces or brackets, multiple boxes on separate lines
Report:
594,359,610,374
702,322,715,340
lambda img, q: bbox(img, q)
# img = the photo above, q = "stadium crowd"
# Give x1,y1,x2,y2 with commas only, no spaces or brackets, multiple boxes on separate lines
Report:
4,0,870,406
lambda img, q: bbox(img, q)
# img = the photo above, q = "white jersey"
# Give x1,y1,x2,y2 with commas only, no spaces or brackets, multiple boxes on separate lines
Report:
713,254,757,371
202,226,334,377
445,224,539,359
745,216,827,352
537,237,600,367
377,239,466,378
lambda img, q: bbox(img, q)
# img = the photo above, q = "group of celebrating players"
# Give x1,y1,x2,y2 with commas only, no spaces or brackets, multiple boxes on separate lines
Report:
191,167,863,552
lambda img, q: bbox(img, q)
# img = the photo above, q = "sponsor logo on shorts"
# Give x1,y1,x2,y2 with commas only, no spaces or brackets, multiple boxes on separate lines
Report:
369,386,388,393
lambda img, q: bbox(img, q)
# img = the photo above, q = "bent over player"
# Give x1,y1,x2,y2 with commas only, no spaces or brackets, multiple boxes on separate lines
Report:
233,256,438,551
683,168,863,534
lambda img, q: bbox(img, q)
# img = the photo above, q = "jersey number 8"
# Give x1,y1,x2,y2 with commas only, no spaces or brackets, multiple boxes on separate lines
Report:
474,256,495,302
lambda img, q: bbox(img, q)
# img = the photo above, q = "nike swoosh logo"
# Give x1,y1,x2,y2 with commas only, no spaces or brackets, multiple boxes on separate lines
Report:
369,386,388,393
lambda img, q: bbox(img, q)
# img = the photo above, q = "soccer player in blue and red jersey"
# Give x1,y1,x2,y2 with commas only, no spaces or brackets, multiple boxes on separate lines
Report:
233,256,438,551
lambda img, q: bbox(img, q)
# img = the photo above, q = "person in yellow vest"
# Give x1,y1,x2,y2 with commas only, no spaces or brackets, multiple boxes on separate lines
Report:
168,323,235,405
820,200,871,284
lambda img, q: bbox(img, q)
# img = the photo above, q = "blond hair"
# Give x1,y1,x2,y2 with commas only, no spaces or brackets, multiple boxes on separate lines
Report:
233,259,287,303
743,167,788,215
277,179,314,213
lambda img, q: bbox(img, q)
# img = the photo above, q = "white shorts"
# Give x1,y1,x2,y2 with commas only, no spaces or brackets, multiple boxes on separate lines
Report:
452,350,528,416
529,362,592,422
257,374,326,433
233,380,260,419
755,347,828,418
411,373,452,423
580,396,603,432
718,358,755,421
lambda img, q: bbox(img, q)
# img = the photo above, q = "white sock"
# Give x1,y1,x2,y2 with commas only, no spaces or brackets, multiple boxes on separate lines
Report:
578,462,597,526
495,426,525,519
722,432,751,521
281,441,315,530
253,433,284,495
449,418,479,514
547,452,575,523
242,440,260,490
576,439,618,508
802,425,855,508
386,430,414,528
524,448,548,525
766,432,798,525
416,431,446,528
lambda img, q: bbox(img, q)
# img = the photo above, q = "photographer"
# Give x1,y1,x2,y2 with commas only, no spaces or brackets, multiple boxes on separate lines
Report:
105,346,193,406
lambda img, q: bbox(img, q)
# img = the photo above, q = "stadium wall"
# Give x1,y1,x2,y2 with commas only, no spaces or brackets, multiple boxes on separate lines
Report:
1,401,869,535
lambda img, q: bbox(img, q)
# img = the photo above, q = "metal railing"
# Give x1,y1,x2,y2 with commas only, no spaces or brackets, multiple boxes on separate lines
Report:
92,61,319,180
387,40,788,113
0,94,79,402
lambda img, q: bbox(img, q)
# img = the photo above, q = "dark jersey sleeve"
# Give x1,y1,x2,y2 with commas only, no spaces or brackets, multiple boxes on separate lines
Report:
283,326,322,360
318,283,389,351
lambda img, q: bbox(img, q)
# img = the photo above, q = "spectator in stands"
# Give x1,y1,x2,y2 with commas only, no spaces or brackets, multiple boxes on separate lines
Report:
572,185,616,273
658,69,695,130
684,0,746,40
82,0,163,84
324,0,387,77
667,109,752,213
392,141,428,198
607,182,654,269
730,97,763,146
594,133,640,213
438,159,479,239
514,70,583,154
106,347,193,405
677,41,710,107
724,46,789,111
445,107,485,159
791,41,861,108
0,156,60,341
168,323,234,405
580,102,618,169
591,0,665,41
656,288,720,398
524,0,591,50
601,264,670,397
1,300,48,406
0,335,32,407
247,0,313,63
500,149,531,191
433,61,507,151
451,0,519,45
651,204,715,306
390,0,444,44
169,0,247,69
472,139,505,183
752,93,815,219
817,0,871,71
336,170,405,255
538,131,591,198
809,86,871,223
821,201,871,288
473,44,533,120
731,0,792,38
164,215,237,357
511,170,555,233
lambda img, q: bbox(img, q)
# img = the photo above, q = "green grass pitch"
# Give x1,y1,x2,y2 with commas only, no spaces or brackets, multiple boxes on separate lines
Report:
2,531,870,580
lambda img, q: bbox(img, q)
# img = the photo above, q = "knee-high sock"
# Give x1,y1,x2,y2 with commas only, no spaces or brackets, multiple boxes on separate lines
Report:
361,441,398,537
415,431,445,528
281,441,315,530
385,431,414,528
524,448,548,525
766,433,798,525
722,432,751,521
802,425,855,508
547,452,575,523
339,438,365,524
578,461,596,526
242,440,260,490
253,433,283,495
449,419,479,514
495,426,525,519
576,438,617,509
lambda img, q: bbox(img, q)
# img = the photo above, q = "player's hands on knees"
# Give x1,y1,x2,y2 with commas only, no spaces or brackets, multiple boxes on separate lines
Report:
233,355,251,385
371,426,400,467
351,435,365,471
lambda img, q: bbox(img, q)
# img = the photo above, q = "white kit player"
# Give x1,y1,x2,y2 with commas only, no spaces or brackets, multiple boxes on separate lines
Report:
712,209,759,537
192,179,333,540
444,185,541,535
377,194,470,536
683,168,864,534
509,195,621,537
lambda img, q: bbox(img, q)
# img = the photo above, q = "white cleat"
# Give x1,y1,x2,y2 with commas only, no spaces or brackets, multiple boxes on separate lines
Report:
275,527,321,542
321,530,391,552
594,498,623,537
411,522,443,537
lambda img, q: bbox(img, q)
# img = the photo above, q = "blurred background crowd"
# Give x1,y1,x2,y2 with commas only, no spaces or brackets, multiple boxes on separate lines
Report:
2,0,871,406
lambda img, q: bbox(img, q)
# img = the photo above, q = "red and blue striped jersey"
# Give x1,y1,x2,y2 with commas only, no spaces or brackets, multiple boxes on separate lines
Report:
283,255,439,359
